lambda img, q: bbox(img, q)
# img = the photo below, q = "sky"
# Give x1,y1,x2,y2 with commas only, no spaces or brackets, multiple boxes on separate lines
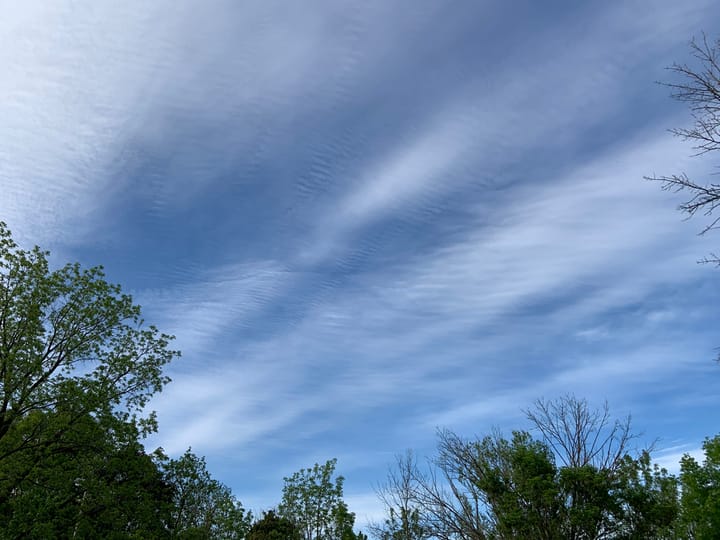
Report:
2,0,720,528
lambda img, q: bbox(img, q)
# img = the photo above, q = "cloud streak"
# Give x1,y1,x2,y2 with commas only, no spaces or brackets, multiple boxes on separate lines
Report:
3,0,720,520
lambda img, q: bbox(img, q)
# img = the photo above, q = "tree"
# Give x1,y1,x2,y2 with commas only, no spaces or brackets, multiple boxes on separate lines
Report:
677,434,720,539
248,510,302,540
646,35,720,263
470,430,564,539
279,458,365,540
370,451,430,540
525,395,637,471
614,451,679,540
523,395,664,539
370,507,427,540
0,410,174,539
162,449,251,539
0,221,179,474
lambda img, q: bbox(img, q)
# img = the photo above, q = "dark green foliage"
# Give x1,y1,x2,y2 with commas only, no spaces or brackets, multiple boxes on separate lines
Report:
678,435,720,539
614,452,679,539
380,422,687,540
0,410,174,539
473,432,563,539
0,224,251,539
248,510,302,540
162,449,252,539
558,465,617,538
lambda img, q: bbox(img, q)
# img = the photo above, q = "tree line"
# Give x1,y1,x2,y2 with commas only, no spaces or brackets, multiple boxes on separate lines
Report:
2,33,720,539
368,396,720,540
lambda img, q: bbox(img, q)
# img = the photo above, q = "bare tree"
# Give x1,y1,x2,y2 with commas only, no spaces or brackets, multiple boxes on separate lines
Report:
369,451,431,540
374,441,491,540
424,430,492,540
646,34,720,262
524,395,639,472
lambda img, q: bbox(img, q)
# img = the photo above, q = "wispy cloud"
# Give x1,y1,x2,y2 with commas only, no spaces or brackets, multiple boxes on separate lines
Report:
138,261,292,360
3,0,720,517
654,445,705,475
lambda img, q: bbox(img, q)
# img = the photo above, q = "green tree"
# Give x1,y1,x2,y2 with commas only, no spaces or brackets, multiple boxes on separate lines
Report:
472,431,564,540
279,458,365,540
0,409,174,539
0,221,178,474
614,451,679,540
248,510,302,540
524,395,638,538
162,449,251,539
678,434,720,538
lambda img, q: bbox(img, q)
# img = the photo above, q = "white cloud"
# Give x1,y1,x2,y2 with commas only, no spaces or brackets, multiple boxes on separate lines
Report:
0,1,389,243
344,491,386,531
295,0,716,267
654,445,705,475
137,261,291,358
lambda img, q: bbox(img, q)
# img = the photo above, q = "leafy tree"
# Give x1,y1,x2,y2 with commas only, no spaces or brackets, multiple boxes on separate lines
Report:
162,449,251,539
614,451,679,540
557,464,617,539
677,434,720,539
0,221,179,475
248,510,302,540
524,395,640,538
472,431,564,539
0,418,250,540
279,458,365,540
0,222,181,536
0,410,174,539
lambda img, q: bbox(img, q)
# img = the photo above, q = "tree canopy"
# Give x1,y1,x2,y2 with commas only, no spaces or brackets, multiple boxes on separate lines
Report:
279,458,367,540
0,223,252,539
0,221,178,463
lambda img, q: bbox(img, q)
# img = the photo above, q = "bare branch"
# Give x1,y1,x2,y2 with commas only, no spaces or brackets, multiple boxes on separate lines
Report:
525,395,639,472
649,34,720,259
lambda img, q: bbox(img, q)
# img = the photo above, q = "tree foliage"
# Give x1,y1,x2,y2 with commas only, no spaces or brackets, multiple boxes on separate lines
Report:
0,221,179,468
248,510,302,540
279,458,366,540
677,435,720,538
0,410,174,539
162,449,252,539
614,451,679,539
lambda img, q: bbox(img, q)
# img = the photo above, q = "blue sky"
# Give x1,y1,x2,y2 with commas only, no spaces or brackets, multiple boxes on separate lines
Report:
2,0,720,526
